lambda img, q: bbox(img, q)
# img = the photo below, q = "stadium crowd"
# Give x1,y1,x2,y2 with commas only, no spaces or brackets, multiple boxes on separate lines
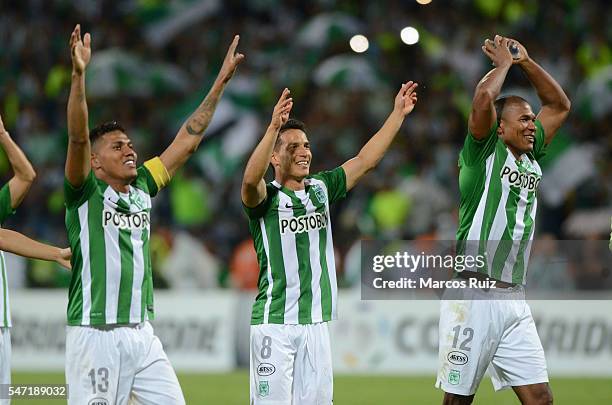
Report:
0,0,610,290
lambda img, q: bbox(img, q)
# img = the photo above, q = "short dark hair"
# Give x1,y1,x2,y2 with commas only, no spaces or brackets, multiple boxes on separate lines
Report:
494,95,529,123
89,121,126,145
274,119,307,151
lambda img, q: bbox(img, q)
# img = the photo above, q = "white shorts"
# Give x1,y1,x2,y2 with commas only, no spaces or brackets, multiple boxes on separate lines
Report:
0,327,10,405
250,323,333,405
65,322,184,405
436,286,548,396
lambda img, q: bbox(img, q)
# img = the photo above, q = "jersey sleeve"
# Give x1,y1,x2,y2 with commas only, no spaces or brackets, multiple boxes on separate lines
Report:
64,171,98,209
459,123,498,167
243,183,277,220
0,183,15,224
139,157,171,197
532,120,548,161
313,166,347,204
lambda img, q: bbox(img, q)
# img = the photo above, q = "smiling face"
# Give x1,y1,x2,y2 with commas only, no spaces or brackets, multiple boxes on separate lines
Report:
497,100,537,157
91,130,138,184
271,128,312,186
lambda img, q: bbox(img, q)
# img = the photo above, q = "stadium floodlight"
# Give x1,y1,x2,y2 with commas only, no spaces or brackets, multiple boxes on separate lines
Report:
416,0,432,4
349,34,369,53
400,26,419,45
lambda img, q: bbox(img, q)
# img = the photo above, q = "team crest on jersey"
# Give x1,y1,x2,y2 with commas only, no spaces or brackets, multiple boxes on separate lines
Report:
129,191,146,211
258,381,270,397
312,184,326,204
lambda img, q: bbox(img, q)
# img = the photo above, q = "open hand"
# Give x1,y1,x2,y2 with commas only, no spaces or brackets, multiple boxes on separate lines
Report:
394,81,418,116
217,35,245,84
70,24,91,74
482,35,512,68
270,88,293,130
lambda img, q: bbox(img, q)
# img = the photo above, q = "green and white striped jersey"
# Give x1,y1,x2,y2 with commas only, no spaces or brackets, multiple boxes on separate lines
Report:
245,167,347,325
64,157,169,326
0,183,15,328
457,121,547,284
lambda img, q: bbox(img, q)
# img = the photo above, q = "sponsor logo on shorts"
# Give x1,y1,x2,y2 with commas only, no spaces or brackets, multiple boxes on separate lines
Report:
447,351,469,365
448,369,460,385
257,363,276,376
88,398,109,405
258,381,270,397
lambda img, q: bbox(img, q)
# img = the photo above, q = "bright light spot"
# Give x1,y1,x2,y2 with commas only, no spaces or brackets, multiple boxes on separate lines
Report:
416,0,432,4
349,35,369,53
400,27,419,45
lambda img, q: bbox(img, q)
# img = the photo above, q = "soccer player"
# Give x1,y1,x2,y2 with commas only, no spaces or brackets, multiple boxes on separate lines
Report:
0,113,71,399
64,24,243,404
242,83,418,403
436,35,570,404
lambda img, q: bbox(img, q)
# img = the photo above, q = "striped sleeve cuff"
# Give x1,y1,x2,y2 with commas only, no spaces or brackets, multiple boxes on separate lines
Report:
143,157,171,190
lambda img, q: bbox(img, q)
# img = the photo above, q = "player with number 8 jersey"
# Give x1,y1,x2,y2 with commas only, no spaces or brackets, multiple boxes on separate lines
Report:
242,83,418,404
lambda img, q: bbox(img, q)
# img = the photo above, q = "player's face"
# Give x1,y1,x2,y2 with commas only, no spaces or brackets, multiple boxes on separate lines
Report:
273,129,311,180
91,130,138,183
498,102,537,155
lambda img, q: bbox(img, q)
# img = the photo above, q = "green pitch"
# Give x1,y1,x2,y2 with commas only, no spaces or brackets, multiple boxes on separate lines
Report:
10,371,611,404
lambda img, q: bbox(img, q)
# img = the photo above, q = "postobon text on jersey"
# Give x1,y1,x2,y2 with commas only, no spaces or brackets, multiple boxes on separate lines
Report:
103,208,150,230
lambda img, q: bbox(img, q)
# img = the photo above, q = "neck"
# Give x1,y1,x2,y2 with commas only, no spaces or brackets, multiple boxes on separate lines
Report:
95,171,130,193
506,144,525,160
275,174,306,191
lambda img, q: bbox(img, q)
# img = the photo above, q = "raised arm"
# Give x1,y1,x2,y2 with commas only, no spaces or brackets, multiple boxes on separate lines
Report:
468,35,514,140
341,81,418,191
65,24,92,187
507,38,571,144
241,89,293,207
159,35,244,177
0,229,71,270
0,115,36,209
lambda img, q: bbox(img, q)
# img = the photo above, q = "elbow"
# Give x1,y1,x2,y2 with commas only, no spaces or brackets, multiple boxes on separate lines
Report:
18,169,36,184
561,96,571,113
473,87,495,106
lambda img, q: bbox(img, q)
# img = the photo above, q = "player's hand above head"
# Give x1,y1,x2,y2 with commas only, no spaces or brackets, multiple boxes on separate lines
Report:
70,24,91,74
217,34,245,84
270,88,293,130
482,35,512,68
504,37,530,65
394,81,418,116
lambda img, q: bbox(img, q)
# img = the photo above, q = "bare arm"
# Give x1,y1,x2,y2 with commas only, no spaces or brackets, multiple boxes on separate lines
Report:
508,38,571,144
0,229,71,270
0,117,36,209
65,24,92,187
159,35,245,177
241,89,293,207
468,35,514,140
342,81,418,191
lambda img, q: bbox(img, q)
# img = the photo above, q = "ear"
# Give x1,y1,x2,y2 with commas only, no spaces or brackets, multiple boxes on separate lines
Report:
91,153,100,170
271,152,279,168
496,121,504,136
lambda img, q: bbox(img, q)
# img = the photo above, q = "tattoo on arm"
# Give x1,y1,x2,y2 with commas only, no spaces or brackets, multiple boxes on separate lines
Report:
185,97,217,136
